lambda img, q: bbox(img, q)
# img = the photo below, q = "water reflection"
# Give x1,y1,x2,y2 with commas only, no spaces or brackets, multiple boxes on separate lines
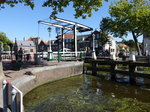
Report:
24,74,150,112
84,74,150,102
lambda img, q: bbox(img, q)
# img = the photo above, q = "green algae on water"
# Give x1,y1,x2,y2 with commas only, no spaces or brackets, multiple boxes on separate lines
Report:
24,74,150,112
24,75,83,107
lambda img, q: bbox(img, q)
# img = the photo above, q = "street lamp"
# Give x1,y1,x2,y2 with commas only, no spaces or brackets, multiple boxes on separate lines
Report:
47,27,54,61
92,33,97,60
48,27,52,52
108,40,112,54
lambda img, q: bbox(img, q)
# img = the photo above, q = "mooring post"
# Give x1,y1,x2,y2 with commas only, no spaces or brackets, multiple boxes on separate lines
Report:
129,63,136,84
83,65,85,74
110,61,116,81
2,80,8,112
92,60,97,75
11,88,17,112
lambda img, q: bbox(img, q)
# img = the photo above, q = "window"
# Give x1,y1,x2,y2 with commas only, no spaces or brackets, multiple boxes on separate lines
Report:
95,33,99,39
30,49,33,52
111,49,114,52
66,39,68,43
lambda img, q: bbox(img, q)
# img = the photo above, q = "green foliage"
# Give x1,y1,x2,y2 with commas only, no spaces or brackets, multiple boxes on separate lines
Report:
109,0,150,36
0,32,12,51
99,32,109,46
100,0,150,38
100,0,150,55
121,39,136,51
0,0,109,19
122,39,135,48
99,19,111,46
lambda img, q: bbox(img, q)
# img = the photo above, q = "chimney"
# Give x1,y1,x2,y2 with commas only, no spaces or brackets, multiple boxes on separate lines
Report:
23,37,25,41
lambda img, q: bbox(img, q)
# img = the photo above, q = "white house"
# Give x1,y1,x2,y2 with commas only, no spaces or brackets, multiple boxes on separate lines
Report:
15,40,36,54
103,36,117,55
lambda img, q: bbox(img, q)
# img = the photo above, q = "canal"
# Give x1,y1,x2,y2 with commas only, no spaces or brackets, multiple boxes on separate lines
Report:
24,74,150,112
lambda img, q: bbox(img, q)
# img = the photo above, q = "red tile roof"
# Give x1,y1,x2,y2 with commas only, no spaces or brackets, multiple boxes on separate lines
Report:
57,34,74,39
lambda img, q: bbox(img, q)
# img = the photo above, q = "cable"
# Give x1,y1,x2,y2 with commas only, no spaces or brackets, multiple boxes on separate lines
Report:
38,22,40,38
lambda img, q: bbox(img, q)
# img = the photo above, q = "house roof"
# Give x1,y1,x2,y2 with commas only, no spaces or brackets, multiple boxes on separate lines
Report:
17,40,35,47
27,37,38,41
117,43,129,48
57,34,91,39
57,32,115,41
77,34,91,38
108,36,115,40
28,37,48,44
57,34,74,39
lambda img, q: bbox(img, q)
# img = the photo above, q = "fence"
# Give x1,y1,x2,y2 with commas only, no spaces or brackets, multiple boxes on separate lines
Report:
83,59,150,84
39,51,86,61
2,80,23,112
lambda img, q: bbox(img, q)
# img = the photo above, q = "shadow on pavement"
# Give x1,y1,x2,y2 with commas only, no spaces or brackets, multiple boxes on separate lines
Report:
3,61,48,71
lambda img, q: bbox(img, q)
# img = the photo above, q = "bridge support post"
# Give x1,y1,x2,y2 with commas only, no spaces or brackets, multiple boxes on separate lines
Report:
74,25,77,58
129,64,136,84
92,60,97,75
111,62,117,81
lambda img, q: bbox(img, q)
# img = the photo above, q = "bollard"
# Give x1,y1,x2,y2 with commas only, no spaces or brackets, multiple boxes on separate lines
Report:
2,80,8,112
149,56,150,63
129,54,136,62
11,88,17,112
111,54,116,60
58,50,62,62
92,51,97,60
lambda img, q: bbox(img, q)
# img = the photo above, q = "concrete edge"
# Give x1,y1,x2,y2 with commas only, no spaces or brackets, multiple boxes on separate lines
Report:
28,62,83,75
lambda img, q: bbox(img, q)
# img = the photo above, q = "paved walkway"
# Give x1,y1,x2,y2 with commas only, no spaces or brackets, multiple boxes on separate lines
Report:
1,61,70,83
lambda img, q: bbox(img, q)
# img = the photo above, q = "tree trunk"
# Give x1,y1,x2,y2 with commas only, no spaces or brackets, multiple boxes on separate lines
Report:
132,32,142,56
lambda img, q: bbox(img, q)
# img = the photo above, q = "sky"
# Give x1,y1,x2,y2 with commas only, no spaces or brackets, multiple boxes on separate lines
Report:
0,0,142,42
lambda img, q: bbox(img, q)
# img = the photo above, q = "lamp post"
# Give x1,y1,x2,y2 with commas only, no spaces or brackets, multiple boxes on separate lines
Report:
48,27,52,52
47,27,54,61
92,33,97,60
108,40,111,54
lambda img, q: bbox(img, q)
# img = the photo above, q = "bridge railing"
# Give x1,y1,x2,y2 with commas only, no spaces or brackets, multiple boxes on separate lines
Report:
83,59,150,85
2,80,23,112
38,51,86,61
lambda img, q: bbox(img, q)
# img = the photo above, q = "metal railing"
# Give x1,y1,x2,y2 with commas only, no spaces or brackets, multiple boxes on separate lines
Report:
39,51,86,61
2,80,23,112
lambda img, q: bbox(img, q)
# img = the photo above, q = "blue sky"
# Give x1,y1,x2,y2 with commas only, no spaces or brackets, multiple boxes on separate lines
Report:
0,1,142,42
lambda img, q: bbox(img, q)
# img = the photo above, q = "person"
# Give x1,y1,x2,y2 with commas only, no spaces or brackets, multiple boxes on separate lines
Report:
26,50,30,61
18,48,23,61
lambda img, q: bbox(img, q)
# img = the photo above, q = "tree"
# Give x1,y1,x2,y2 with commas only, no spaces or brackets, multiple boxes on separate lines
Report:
121,39,136,51
0,0,108,19
98,24,109,46
98,32,109,49
122,39,135,48
0,32,12,51
0,32,10,79
100,0,150,56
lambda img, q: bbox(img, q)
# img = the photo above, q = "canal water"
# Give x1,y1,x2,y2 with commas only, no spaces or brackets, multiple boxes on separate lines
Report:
24,74,150,112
